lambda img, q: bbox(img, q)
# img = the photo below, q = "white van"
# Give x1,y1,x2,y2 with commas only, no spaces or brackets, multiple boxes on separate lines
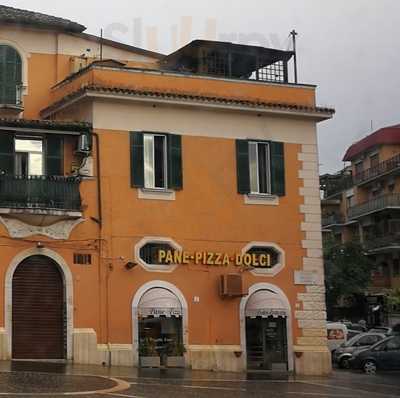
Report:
327,322,348,352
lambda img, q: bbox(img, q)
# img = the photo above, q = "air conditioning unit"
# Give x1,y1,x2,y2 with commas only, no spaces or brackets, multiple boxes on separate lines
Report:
219,274,245,298
76,134,90,154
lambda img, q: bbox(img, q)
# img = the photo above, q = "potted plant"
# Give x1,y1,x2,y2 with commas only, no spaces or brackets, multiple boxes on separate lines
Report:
166,341,186,368
139,337,160,367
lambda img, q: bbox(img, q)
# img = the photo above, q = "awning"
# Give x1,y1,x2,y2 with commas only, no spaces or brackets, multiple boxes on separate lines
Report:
138,288,182,318
245,289,288,318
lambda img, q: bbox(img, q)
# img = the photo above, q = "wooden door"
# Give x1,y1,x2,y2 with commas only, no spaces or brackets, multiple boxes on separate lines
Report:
12,255,65,359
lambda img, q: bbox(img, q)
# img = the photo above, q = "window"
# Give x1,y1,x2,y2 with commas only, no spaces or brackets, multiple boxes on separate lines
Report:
0,45,22,105
242,242,285,276
249,141,271,194
0,133,63,176
393,259,400,277
144,133,167,189
236,140,285,197
135,237,182,272
370,153,380,168
14,138,43,176
347,195,355,208
354,161,363,175
130,132,182,191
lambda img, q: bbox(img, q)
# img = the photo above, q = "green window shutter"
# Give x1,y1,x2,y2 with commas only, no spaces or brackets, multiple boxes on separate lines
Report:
167,134,183,190
130,132,144,188
0,45,22,105
46,135,64,176
270,141,285,196
0,132,14,174
236,139,250,194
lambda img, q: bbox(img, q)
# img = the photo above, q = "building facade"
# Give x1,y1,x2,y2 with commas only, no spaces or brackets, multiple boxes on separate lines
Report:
0,5,334,374
321,125,400,326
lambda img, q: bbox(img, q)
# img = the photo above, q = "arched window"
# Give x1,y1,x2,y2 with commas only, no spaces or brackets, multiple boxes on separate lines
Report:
0,45,22,105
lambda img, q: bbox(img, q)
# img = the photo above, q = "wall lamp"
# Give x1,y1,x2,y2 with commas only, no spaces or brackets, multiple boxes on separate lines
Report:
125,261,138,270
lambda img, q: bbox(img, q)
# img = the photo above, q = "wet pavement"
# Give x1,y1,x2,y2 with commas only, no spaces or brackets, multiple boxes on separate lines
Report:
0,362,398,397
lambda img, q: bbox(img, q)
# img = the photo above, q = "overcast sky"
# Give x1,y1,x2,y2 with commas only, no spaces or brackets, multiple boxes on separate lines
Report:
2,0,400,173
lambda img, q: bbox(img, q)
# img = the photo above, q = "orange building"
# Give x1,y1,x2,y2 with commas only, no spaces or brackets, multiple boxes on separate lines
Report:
0,5,334,374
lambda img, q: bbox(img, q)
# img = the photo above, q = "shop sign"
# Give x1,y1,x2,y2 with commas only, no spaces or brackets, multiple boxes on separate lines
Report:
139,307,182,318
158,250,275,268
246,309,287,318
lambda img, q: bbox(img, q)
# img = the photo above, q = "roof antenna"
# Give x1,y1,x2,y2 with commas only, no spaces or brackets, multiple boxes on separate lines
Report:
371,119,374,132
289,30,298,84
100,28,103,61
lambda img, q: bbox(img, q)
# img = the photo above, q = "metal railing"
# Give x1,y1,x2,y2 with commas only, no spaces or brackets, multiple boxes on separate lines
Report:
364,234,400,251
348,193,400,219
354,153,400,185
0,175,81,211
322,214,344,227
323,175,354,198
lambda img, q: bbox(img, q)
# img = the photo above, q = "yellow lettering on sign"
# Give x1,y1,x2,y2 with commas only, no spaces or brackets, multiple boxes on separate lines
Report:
165,251,174,264
207,252,214,265
173,251,182,264
183,251,190,264
158,250,167,263
223,254,230,266
215,253,222,265
195,252,202,264
235,254,243,266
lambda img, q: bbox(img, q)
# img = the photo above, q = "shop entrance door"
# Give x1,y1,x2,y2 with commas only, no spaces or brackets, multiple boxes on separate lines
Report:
138,316,184,367
246,316,288,371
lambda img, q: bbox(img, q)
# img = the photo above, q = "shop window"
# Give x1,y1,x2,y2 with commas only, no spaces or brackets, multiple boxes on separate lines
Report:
236,140,285,197
135,237,182,272
242,242,285,276
0,45,22,105
130,132,182,191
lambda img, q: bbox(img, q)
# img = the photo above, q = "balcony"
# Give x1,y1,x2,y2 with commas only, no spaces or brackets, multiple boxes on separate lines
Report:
364,235,400,252
322,214,344,227
354,153,400,186
0,175,81,215
348,193,400,220
322,175,353,198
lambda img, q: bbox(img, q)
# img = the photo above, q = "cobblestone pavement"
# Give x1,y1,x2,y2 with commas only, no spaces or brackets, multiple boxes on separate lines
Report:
0,362,398,397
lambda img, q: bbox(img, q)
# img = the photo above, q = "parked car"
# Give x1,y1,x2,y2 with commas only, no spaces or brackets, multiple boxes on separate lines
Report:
369,327,392,335
349,336,400,373
343,322,367,333
327,322,348,352
333,332,386,369
347,329,361,340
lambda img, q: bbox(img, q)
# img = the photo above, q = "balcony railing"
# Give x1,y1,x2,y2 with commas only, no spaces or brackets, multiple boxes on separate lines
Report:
364,234,400,251
323,175,354,198
322,214,344,227
0,175,81,212
348,193,400,219
354,153,400,185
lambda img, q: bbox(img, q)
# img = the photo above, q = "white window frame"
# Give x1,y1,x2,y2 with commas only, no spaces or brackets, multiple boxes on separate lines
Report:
14,136,44,176
249,141,271,195
241,241,285,276
143,133,168,190
135,236,182,273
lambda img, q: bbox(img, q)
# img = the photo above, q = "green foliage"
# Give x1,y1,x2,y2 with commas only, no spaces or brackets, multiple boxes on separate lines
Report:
324,240,374,309
387,288,400,307
139,337,158,356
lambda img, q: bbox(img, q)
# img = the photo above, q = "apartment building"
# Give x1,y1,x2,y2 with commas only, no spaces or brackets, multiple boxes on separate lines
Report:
321,124,400,326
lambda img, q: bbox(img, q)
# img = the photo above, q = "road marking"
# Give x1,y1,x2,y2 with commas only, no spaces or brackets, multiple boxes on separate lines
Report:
125,376,292,383
296,380,400,398
287,393,364,397
104,394,144,398
181,384,246,391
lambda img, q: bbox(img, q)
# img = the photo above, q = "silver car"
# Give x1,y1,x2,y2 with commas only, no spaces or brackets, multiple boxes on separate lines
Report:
333,332,386,369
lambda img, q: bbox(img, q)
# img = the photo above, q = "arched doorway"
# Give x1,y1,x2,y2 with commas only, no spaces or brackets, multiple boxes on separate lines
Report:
12,255,66,359
240,284,293,371
132,281,188,368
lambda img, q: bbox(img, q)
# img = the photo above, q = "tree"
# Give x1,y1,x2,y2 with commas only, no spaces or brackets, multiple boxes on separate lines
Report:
324,240,374,319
